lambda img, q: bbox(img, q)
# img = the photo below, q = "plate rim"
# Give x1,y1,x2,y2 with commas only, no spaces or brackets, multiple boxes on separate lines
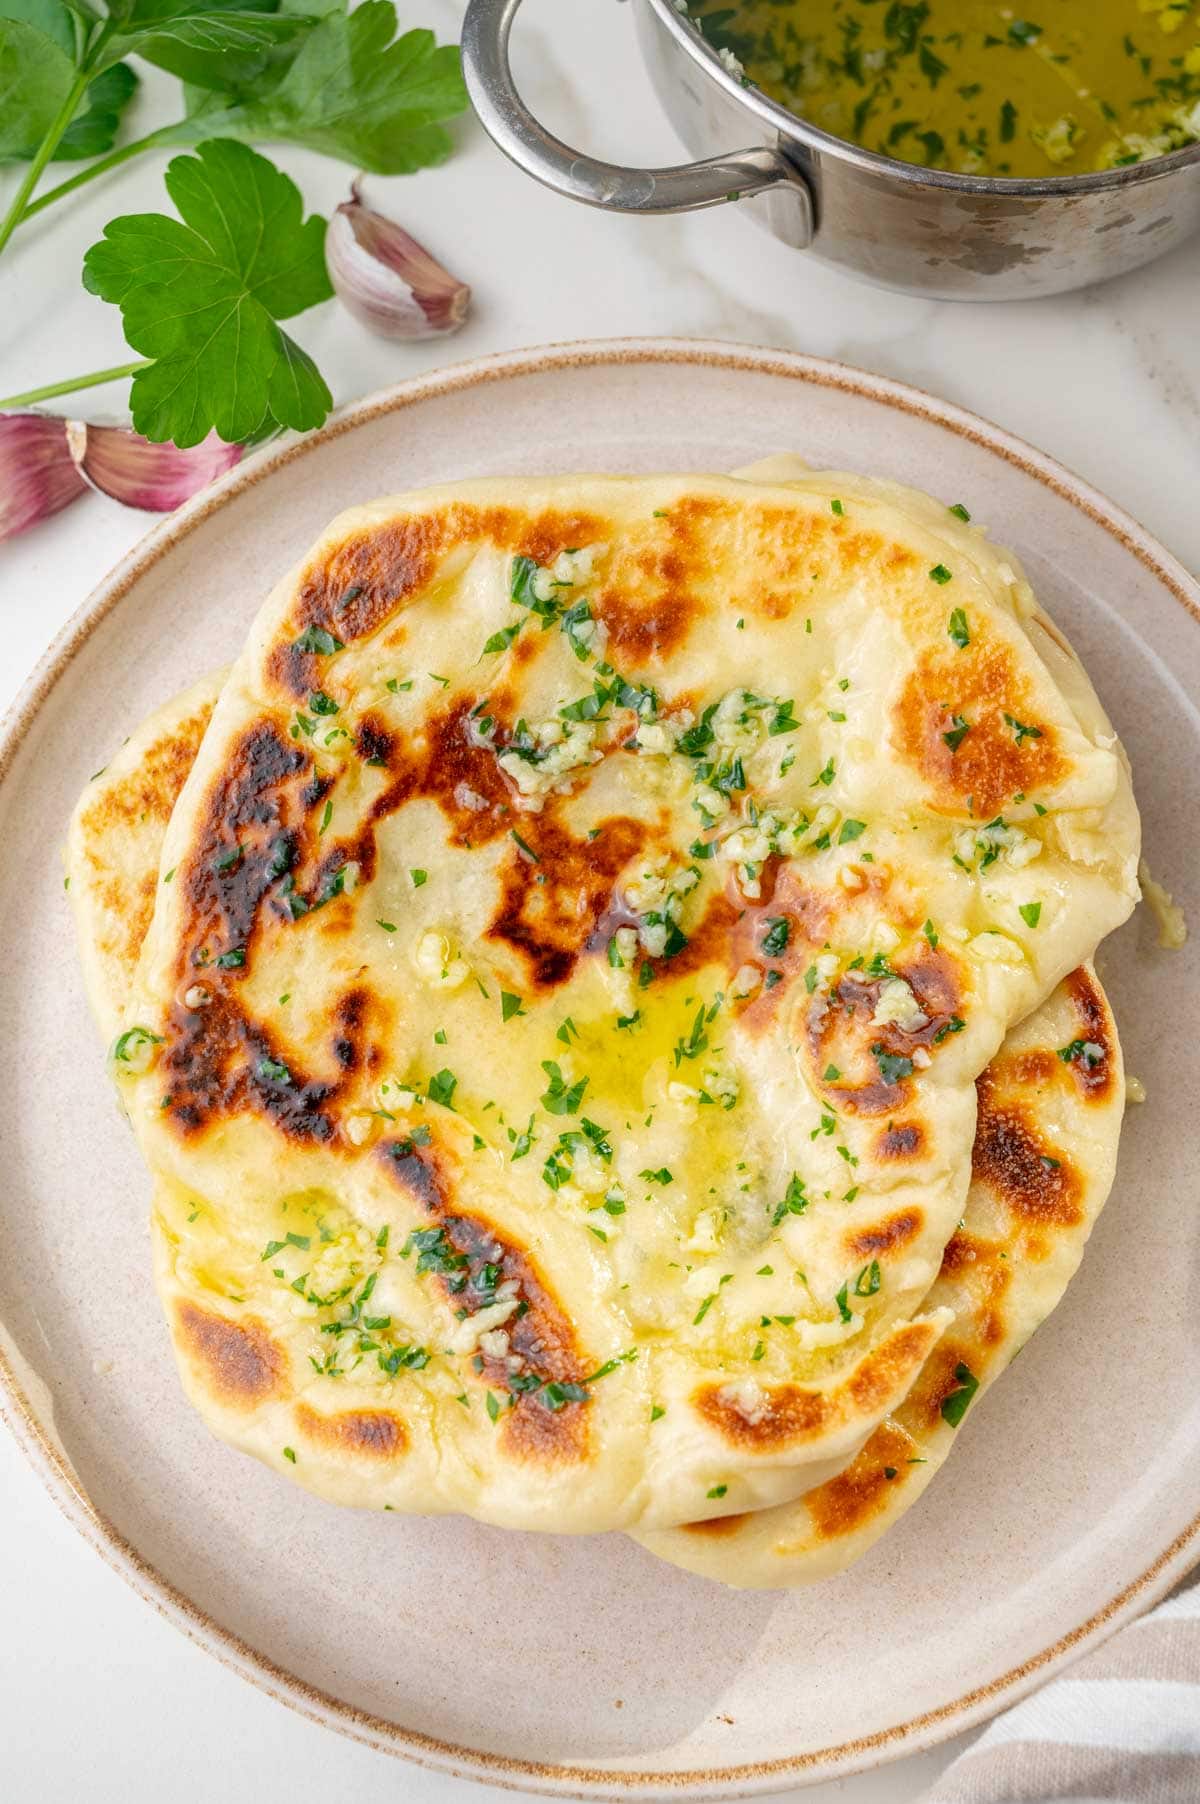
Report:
1,335,1197,1798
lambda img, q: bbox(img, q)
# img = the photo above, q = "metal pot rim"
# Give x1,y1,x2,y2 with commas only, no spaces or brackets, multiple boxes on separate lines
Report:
649,0,1200,196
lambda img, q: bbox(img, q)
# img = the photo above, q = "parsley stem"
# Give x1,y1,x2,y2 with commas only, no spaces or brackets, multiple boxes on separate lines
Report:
0,65,94,256
17,125,183,225
0,360,152,409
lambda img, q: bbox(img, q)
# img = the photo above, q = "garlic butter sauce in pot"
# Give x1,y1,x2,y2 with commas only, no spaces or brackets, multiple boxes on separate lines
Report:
462,0,1200,299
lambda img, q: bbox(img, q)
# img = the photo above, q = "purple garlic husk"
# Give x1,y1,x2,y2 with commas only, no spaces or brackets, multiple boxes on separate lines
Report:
0,413,88,542
0,414,243,542
75,423,242,510
327,182,471,340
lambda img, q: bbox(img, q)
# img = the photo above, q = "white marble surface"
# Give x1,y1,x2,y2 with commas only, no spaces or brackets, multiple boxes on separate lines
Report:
0,1,1196,1798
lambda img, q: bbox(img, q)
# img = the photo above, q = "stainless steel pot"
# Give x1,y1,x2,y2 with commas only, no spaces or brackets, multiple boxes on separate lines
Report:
461,0,1200,300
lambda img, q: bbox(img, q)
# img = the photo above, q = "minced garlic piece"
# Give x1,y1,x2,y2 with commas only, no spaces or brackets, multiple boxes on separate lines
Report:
343,1112,376,1147
871,976,929,1032
955,818,1041,871
449,1284,521,1352
731,963,762,1000
717,1377,769,1426
413,929,469,989
497,717,601,802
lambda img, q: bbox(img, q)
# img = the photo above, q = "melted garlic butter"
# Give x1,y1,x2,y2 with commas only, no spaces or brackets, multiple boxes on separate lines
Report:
683,0,1200,177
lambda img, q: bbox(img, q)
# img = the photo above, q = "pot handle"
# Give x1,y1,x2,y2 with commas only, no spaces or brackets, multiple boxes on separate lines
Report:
461,0,814,247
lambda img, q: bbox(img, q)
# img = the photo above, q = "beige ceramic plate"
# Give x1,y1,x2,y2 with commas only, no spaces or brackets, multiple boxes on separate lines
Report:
1,340,1197,1798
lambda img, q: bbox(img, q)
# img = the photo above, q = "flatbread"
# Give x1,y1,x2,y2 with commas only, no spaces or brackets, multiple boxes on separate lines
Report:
636,964,1124,1584
68,472,1138,1533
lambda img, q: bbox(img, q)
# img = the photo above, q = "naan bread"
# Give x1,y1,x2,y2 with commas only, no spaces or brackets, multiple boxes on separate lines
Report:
636,964,1124,1585
67,671,225,1038
71,473,1138,1534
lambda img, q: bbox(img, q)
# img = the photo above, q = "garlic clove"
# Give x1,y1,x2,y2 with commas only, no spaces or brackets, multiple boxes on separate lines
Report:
327,183,471,340
0,414,244,542
76,424,243,510
0,412,87,543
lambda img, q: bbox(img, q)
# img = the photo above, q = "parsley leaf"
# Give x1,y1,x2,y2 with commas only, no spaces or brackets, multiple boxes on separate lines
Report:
871,1043,914,1086
940,1361,979,1426
83,138,333,446
942,713,970,752
0,5,139,163
177,4,469,176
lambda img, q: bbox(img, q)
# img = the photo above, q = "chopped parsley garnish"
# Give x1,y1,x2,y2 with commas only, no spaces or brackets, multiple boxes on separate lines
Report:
830,498,844,516
283,1446,296,1463
769,699,799,736
933,1015,965,1043
813,757,836,787
639,1167,673,1185
541,1381,589,1411
309,689,339,716
482,621,523,656
1003,711,1043,746
540,1061,588,1115
834,1283,853,1325
854,1259,881,1297
948,607,970,649
1019,901,1042,929
942,713,970,753
948,502,971,522
772,1173,808,1226
929,563,953,586
501,991,525,1021
403,1225,468,1287
761,916,790,956
293,625,344,655
707,1483,728,1499
838,818,866,844
376,919,396,933
410,868,427,887
940,1361,979,1426
923,918,939,949
215,946,245,969
673,1005,710,1067
871,1044,914,1085
1057,1038,1104,1067
511,829,540,863
693,1294,717,1325
427,1068,458,1109
823,1064,841,1081
258,1056,291,1085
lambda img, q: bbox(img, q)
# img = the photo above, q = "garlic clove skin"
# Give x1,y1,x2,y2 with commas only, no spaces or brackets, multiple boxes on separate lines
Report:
0,412,87,543
0,414,244,542
77,425,243,510
327,184,471,340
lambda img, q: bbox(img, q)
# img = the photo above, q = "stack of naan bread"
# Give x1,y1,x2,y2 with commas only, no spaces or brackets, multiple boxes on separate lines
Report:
66,458,1139,1587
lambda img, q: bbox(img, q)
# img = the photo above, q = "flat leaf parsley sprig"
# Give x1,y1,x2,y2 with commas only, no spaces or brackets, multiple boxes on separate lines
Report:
0,0,467,250
80,138,334,445
0,0,470,449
